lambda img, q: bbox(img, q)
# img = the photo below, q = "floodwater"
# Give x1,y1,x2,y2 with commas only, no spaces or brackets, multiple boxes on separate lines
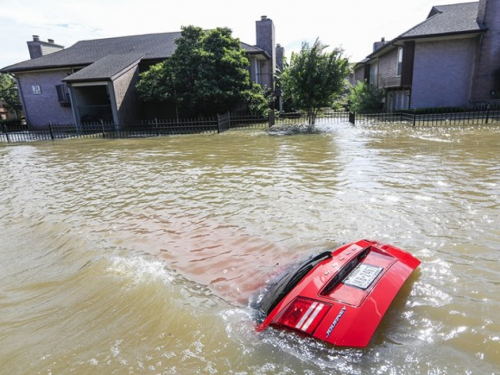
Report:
1,122,499,374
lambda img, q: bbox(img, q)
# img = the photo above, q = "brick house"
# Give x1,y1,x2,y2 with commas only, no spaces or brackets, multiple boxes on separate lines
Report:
353,0,500,110
1,17,284,128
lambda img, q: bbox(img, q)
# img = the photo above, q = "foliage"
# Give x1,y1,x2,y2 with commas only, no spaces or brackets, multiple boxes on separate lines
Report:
136,63,170,103
331,80,351,111
0,118,22,127
279,38,350,126
137,26,269,117
347,80,385,112
242,84,273,116
0,73,21,112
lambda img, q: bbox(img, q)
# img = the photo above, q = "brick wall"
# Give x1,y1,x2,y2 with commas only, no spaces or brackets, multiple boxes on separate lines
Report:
471,0,500,101
353,66,365,84
17,70,74,127
113,64,140,125
411,38,477,108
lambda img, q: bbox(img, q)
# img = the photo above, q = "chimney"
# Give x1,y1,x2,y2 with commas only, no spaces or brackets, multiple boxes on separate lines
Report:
27,36,64,59
256,16,276,89
373,37,386,52
276,43,285,72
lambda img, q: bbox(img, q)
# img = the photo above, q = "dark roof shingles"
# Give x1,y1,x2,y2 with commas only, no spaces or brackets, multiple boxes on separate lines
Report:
63,53,145,82
399,2,484,38
2,32,267,73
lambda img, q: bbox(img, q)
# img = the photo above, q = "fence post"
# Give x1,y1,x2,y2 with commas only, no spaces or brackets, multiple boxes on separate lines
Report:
217,114,221,133
348,112,355,125
155,118,159,136
485,104,491,124
100,120,106,138
268,110,275,127
49,122,55,140
413,110,416,127
227,111,230,129
2,124,10,143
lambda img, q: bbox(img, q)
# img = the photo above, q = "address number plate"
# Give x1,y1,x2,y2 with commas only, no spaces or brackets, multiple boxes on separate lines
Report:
343,264,383,289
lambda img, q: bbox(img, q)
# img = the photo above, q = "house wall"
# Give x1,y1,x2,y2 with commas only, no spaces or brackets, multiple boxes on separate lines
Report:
353,66,365,84
248,56,272,89
471,0,500,101
16,69,74,127
113,64,141,125
259,59,273,89
411,38,477,108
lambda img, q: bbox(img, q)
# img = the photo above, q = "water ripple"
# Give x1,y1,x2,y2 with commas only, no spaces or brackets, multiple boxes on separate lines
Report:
1,124,500,373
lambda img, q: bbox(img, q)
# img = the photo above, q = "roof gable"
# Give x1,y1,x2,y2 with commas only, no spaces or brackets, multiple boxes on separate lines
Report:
400,2,484,39
63,53,145,82
358,1,486,63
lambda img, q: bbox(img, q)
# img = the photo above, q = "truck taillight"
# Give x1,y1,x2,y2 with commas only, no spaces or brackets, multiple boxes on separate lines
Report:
276,297,330,335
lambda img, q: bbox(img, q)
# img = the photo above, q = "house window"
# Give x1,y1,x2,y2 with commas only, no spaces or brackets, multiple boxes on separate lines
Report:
32,85,41,95
255,60,261,85
389,89,410,110
55,84,71,107
370,63,378,86
397,47,403,76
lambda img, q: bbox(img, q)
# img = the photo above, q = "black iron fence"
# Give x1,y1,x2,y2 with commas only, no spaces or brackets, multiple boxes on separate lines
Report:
273,105,500,127
139,116,219,135
0,112,268,143
275,111,349,125
2,106,499,144
350,105,500,126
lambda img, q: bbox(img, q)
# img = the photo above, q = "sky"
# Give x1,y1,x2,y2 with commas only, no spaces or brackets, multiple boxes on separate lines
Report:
0,0,471,69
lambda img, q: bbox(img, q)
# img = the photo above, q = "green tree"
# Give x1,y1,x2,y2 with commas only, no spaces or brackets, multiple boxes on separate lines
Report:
280,38,349,126
347,80,385,112
242,84,273,115
0,73,22,116
137,26,269,117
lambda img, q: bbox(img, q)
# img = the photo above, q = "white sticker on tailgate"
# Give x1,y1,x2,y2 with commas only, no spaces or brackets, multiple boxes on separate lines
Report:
343,264,383,289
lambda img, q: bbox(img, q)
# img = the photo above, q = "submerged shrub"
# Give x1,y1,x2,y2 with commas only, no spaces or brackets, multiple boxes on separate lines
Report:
348,81,385,112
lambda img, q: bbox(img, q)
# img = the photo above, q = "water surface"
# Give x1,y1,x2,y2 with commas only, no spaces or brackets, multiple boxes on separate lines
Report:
1,122,499,374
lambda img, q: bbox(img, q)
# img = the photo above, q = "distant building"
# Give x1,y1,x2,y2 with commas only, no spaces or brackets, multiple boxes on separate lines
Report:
353,0,500,110
0,100,8,121
1,17,284,128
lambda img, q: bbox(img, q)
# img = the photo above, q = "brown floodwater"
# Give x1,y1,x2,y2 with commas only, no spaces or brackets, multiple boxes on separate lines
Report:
1,122,499,374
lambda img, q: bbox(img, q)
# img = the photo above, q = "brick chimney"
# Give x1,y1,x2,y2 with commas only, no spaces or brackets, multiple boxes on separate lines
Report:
27,35,64,59
373,37,386,52
256,16,276,90
276,43,285,72
471,0,500,101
